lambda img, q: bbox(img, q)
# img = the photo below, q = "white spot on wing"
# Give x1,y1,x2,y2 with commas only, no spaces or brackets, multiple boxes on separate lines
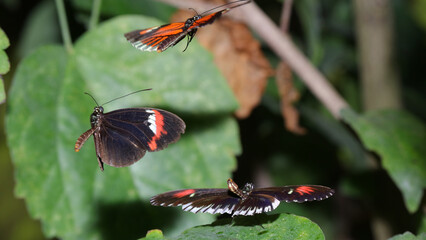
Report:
271,198,280,210
146,110,157,134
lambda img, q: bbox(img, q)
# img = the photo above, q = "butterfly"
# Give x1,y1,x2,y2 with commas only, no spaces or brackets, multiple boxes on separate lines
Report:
150,178,334,216
75,89,186,171
124,0,251,52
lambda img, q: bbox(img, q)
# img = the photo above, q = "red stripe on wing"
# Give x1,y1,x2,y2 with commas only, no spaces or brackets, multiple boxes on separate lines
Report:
173,189,196,198
295,186,316,195
148,110,167,151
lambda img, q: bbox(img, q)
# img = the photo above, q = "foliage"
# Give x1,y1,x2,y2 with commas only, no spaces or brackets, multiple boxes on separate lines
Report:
0,28,9,104
142,214,325,240
1,0,425,239
6,16,239,239
342,109,426,213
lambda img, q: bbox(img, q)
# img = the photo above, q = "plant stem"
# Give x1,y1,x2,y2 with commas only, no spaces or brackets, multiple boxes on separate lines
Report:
89,0,102,30
55,0,73,53
354,0,402,111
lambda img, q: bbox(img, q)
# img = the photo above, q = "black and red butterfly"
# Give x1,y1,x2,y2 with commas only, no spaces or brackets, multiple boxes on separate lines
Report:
150,178,334,216
75,89,186,171
124,0,252,52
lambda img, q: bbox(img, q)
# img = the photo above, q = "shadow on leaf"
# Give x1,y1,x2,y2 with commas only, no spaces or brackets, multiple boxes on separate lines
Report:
95,200,179,240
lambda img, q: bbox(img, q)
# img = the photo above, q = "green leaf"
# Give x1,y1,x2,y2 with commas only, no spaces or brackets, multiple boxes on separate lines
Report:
0,77,4,104
6,16,240,239
341,108,426,213
141,214,325,240
0,27,10,104
0,28,9,50
75,15,238,114
144,229,165,240
71,0,175,22
388,231,426,240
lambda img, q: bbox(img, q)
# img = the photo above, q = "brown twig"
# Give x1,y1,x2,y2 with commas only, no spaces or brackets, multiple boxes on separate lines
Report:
157,0,349,119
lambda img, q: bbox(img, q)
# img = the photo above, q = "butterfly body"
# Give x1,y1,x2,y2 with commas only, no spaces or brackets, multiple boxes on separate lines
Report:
151,178,334,216
75,106,185,171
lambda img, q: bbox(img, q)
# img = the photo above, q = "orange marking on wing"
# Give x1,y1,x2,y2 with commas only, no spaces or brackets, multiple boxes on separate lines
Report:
295,186,315,195
148,110,168,150
173,189,196,198
149,36,168,47
156,23,185,33
190,11,224,29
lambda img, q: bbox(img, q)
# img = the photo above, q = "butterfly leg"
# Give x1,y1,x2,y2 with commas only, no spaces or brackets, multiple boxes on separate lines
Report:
93,132,105,171
183,29,198,52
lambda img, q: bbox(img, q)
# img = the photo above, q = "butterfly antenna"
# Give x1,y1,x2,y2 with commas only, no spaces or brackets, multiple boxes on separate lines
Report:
101,88,153,106
84,92,100,107
188,7,199,15
200,0,252,15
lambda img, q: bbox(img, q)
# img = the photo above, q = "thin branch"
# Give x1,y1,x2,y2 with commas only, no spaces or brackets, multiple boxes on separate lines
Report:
89,0,102,30
280,0,293,32
157,0,349,119
55,0,73,53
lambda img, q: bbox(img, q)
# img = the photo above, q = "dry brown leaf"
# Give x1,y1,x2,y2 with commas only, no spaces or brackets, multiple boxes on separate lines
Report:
275,62,306,135
171,9,273,119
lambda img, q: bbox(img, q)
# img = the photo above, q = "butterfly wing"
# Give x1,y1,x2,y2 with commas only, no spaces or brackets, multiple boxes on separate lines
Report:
124,22,188,52
151,188,240,215
232,193,280,216
96,108,185,168
253,185,335,203
189,10,227,30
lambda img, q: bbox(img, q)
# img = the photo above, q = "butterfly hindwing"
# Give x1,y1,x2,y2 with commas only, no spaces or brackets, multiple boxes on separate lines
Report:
95,120,147,168
232,194,280,216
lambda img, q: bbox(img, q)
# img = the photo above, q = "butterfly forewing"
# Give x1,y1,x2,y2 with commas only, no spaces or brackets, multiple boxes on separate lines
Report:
125,23,187,52
189,11,227,29
252,185,335,203
150,188,239,215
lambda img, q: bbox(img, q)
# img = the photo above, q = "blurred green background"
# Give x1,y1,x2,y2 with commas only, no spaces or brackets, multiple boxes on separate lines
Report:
0,0,425,239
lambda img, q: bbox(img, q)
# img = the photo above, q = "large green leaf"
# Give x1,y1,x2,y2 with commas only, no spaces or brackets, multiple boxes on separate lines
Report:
342,108,426,213
6,15,240,239
143,214,325,240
